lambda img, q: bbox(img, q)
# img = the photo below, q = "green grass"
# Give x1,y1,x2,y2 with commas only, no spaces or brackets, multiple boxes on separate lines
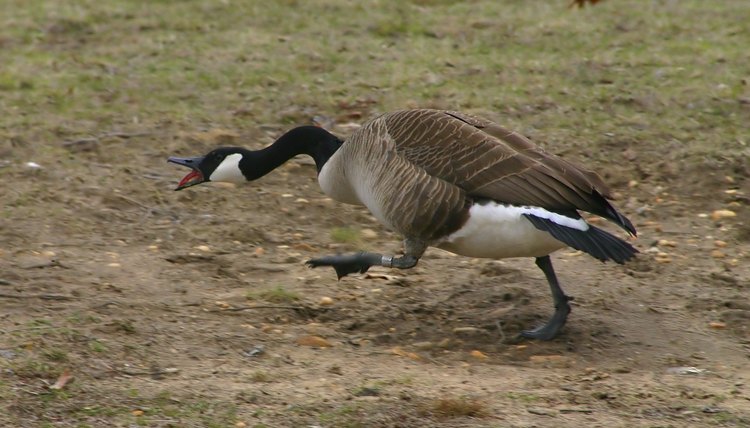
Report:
88,340,106,353
330,227,361,243
419,396,489,419
247,285,300,303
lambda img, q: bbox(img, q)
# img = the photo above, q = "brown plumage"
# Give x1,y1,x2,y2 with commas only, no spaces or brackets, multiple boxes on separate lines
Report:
324,109,634,245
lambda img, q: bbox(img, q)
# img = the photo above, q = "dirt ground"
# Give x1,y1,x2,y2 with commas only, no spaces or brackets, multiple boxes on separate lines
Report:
2,1,750,427
1,118,748,427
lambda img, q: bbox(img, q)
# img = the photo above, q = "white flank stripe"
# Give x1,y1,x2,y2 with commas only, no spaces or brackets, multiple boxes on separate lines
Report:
515,206,589,231
438,202,587,259
209,153,245,183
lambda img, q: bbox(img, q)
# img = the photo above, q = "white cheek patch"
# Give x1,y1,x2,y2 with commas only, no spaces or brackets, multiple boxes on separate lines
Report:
209,153,245,183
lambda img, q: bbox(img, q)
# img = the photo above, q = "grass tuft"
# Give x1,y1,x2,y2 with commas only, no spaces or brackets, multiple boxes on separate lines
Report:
330,227,360,244
420,396,489,419
247,286,300,303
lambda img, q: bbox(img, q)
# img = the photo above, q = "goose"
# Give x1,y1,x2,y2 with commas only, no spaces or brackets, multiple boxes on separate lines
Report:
168,109,637,340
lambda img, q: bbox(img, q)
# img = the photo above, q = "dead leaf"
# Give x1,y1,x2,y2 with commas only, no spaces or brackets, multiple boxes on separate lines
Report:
49,369,73,390
296,335,333,347
469,350,489,360
391,346,423,361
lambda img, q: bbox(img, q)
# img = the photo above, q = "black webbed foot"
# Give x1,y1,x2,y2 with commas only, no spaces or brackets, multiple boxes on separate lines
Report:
306,252,381,279
519,296,572,341
306,252,419,279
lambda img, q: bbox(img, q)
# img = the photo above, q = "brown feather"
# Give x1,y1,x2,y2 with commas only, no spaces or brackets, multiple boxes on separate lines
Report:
339,109,632,242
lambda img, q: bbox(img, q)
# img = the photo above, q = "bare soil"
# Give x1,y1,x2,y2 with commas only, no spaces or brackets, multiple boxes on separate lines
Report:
1,121,749,427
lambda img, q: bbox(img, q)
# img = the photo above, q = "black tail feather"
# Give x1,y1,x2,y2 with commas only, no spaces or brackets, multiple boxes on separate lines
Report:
523,214,638,264
593,191,637,237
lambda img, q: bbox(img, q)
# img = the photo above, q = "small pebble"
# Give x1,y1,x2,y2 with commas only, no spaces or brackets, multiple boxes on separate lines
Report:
195,245,211,252
666,366,705,375
391,346,422,361
253,247,265,256
657,239,677,247
213,182,236,189
132,409,144,416
711,250,726,259
714,240,727,248
709,321,726,329
107,262,121,268
453,327,483,335
319,296,334,306
711,209,736,221
413,341,434,350
294,198,309,203
235,422,247,428
361,229,378,239
215,301,230,309
437,338,452,348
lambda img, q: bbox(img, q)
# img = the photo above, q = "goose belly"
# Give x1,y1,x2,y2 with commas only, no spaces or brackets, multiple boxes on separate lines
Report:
438,202,574,259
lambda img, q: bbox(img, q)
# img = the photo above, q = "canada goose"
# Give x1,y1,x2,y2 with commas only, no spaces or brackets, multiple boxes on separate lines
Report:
168,109,637,340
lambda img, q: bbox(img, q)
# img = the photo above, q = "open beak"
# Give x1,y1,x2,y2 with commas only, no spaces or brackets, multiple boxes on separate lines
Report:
168,156,205,191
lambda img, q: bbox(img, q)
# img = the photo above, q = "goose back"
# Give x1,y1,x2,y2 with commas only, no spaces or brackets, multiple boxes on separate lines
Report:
321,109,629,243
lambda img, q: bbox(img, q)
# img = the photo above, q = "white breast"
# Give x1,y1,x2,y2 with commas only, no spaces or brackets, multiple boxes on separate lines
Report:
318,152,361,205
438,202,583,259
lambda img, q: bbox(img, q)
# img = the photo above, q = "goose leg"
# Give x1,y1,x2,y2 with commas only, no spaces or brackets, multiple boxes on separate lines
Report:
306,252,418,279
520,256,572,341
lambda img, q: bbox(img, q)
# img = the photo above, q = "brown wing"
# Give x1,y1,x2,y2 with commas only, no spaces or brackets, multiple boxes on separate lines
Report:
342,115,470,241
380,109,633,233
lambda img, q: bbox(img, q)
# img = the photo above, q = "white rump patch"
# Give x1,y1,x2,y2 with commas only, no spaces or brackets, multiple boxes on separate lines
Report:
209,153,245,183
514,205,589,231
438,202,588,259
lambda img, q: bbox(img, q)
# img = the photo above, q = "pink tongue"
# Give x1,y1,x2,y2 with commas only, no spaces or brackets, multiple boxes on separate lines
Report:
178,170,201,187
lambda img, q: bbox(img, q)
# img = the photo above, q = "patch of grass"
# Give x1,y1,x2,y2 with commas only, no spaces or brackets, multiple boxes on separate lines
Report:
67,312,101,325
42,348,68,362
112,319,136,334
330,227,360,244
247,286,300,303
318,403,366,428
88,340,107,353
10,359,56,379
249,371,274,383
420,396,489,419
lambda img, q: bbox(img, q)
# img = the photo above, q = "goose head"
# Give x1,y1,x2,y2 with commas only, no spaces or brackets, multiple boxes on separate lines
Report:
168,147,247,190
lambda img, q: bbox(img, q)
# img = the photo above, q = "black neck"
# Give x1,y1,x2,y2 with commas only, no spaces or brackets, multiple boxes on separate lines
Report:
239,126,343,180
